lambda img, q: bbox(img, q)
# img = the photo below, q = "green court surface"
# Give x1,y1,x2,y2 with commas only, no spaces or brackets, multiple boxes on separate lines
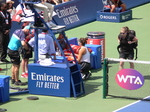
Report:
0,3,150,112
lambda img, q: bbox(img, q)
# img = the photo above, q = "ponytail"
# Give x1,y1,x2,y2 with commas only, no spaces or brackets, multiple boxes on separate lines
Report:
79,37,88,46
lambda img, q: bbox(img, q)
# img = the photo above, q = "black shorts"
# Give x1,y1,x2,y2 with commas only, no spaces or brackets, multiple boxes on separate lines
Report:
21,48,32,59
119,51,134,60
21,44,33,59
8,49,21,65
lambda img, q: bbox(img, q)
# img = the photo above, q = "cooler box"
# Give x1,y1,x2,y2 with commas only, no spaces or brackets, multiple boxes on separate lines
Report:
0,75,10,103
90,53,94,69
53,56,68,63
68,37,78,45
85,44,102,69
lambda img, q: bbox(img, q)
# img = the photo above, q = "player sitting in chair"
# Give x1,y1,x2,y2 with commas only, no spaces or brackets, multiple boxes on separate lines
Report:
108,0,126,13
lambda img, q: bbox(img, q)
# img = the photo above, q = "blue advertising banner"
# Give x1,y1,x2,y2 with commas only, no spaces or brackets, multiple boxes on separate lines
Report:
53,0,102,30
11,0,149,33
28,63,71,97
11,0,101,34
53,0,149,30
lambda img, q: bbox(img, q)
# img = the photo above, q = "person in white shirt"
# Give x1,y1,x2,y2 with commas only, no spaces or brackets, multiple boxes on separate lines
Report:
77,37,92,80
6,0,16,19
28,29,56,60
15,0,56,27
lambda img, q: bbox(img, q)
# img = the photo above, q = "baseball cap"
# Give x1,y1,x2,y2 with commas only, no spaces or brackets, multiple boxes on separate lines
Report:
6,0,14,4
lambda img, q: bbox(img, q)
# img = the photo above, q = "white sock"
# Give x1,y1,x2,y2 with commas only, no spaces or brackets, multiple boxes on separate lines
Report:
22,72,25,74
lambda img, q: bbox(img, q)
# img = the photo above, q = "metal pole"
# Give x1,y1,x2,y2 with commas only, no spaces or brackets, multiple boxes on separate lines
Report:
103,58,107,99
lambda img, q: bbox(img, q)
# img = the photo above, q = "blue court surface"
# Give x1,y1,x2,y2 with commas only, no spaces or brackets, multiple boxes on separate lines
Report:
113,96,150,112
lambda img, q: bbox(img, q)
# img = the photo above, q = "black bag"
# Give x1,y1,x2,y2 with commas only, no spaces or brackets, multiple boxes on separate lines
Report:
129,30,138,49
21,43,33,59
34,18,43,27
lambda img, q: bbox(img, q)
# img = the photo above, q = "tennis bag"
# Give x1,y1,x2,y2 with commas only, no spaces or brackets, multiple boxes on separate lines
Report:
129,30,138,49
117,30,138,60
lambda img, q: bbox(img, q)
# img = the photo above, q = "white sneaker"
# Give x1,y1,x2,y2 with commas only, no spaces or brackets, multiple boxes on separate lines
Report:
81,73,86,80
47,21,57,28
51,25,66,30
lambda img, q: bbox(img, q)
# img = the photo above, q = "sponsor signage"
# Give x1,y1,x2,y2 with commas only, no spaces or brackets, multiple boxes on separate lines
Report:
97,9,132,22
28,63,71,97
115,69,144,90
53,0,102,30
11,0,149,34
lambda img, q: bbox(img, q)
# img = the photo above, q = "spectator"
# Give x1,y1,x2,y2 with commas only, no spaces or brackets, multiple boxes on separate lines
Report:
118,26,138,70
0,2,11,63
7,25,30,86
108,0,126,12
6,0,16,19
13,3,34,22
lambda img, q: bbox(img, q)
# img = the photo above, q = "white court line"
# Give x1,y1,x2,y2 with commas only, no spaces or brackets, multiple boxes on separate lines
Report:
112,96,150,112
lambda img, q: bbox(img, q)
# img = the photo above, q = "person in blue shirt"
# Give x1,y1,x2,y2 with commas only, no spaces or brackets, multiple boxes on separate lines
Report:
29,29,56,60
7,25,30,86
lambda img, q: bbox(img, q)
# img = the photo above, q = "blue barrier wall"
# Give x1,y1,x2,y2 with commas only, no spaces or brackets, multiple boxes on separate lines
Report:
53,0,102,30
53,0,149,30
10,0,149,34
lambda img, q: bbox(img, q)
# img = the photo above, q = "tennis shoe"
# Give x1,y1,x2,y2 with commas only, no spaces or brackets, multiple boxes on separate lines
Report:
85,72,92,80
14,80,27,86
47,21,57,28
21,73,28,78
81,73,86,80
11,79,15,84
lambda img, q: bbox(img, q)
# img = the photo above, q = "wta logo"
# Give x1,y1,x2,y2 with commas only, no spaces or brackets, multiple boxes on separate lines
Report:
115,69,144,90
